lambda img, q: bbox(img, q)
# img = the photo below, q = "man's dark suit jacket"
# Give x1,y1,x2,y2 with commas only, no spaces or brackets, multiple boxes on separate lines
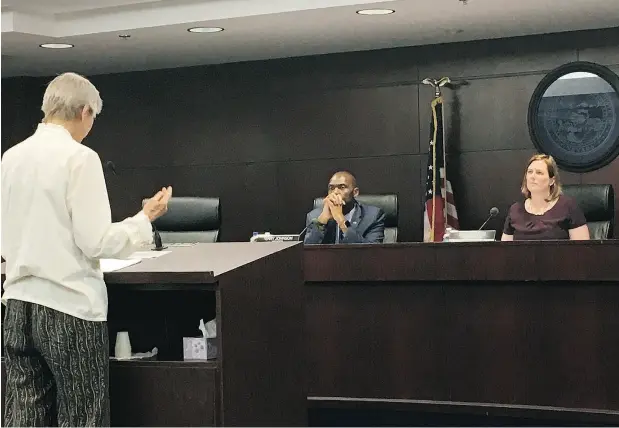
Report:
303,201,385,244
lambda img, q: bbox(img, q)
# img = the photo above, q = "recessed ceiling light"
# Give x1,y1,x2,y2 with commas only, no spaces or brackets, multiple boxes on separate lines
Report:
118,34,131,39
356,8,395,15
39,43,74,49
187,27,224,33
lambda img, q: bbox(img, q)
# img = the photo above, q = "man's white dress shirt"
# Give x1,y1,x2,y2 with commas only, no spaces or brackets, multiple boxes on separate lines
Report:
1,123,153,321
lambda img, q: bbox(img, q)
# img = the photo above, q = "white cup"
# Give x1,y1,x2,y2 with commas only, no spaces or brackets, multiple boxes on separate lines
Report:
115,331,132,359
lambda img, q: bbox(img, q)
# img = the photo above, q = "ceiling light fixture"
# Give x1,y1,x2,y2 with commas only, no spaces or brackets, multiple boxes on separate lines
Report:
187,27,224,33
356,8,395,15
118,34,131,39
39,43,74,49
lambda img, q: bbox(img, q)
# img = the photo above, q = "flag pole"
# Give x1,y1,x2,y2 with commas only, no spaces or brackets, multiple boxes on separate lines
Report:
422,77,451,235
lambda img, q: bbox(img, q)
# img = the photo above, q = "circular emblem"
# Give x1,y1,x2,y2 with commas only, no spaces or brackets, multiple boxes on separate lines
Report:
528,62,619,172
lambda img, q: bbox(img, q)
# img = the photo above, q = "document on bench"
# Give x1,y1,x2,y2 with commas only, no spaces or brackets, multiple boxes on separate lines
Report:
100,250,171,272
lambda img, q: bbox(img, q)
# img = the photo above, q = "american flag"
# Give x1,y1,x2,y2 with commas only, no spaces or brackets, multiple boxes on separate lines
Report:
423,96,459,242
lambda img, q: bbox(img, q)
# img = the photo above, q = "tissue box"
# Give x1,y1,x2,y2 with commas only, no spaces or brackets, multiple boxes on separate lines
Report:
183,337,218,360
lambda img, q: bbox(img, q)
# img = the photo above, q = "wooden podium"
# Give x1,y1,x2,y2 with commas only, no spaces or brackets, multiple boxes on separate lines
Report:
105,242,306,427
2,242,307,427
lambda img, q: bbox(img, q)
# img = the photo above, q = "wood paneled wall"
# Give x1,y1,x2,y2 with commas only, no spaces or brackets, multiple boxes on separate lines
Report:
3,27,618,241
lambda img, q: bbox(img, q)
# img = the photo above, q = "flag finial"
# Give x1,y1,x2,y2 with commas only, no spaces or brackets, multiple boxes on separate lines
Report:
422,77,451,97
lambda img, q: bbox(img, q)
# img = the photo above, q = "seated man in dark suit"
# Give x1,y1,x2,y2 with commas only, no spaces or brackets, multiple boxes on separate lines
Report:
304,171,385,244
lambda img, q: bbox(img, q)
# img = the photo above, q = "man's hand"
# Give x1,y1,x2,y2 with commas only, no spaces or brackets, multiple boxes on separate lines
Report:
327,193,344,207
142,186,173,222
328,199,345,223
316,197,333,224
326,194,347,231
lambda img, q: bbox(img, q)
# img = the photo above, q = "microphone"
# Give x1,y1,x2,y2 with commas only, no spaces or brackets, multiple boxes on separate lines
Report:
152,223,167,251
478,207,499,230
143,197,167,251
103,160,117,176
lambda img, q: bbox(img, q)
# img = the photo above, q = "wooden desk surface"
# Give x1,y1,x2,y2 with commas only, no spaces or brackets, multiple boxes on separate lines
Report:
103,241,298,284
1,242,299,285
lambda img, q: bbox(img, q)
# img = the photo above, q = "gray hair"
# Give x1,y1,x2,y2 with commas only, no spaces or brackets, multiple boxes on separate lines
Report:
41,72,102,121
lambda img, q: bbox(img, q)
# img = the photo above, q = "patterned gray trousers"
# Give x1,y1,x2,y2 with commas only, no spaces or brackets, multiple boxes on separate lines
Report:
3,299,110,427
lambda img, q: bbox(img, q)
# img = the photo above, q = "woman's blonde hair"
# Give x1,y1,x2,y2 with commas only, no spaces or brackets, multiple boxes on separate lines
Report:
521,153,562,201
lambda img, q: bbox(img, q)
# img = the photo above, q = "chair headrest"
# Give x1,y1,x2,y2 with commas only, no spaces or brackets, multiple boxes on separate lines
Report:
154,197,220,231
562,184,614,222
313,194,398,227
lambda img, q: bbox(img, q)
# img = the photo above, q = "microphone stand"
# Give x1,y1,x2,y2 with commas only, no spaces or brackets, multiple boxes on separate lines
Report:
152,223,167,251
478,217,493,230
478,209,499,230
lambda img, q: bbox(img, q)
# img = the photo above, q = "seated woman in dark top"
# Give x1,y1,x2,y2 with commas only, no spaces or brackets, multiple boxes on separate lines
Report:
502,154,590,241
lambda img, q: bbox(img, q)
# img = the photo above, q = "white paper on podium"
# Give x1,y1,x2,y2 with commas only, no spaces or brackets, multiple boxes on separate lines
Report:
99,250,171,272
128,250,171,259
99,258,141,272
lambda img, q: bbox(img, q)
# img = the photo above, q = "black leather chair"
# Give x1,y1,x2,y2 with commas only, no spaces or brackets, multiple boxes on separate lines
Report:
153,197,221,243
312,194,399,243
562,184,614,239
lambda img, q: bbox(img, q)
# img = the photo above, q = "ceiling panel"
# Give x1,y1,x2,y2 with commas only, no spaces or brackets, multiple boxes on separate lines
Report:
2,0,618,77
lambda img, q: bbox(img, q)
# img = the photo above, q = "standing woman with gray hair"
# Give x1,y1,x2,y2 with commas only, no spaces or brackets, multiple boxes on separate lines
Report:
1,72,172,426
